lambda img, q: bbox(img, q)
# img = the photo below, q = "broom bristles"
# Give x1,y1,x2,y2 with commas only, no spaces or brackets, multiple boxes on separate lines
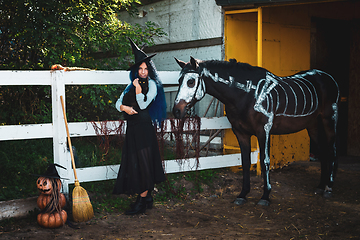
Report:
72,181,94,222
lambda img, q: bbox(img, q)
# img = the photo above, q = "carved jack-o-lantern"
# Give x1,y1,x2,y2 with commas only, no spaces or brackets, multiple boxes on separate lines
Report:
36,177,53,195
36,177,62,195
37,177,52,195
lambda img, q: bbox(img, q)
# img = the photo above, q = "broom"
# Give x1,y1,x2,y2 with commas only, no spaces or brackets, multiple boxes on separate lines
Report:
60,96,94,222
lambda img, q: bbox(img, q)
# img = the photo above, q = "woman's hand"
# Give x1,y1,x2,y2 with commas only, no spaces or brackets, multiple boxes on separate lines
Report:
120,105,138,115
133,78,140,87
133,78,142,94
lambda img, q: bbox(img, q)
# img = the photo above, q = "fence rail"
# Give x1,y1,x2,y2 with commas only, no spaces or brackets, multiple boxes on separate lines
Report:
0,70,258,194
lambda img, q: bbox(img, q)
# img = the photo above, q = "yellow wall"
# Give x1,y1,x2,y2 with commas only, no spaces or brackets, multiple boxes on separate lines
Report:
224,5,311,170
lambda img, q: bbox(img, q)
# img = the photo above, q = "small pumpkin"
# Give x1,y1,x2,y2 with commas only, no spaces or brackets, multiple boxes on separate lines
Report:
37,210,67,228
36,177,61,195
37,193,66,210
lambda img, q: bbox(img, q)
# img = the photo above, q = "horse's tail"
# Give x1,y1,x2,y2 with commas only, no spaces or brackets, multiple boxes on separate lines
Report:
319,70,339,157
316,69,340,104
316,113,339,186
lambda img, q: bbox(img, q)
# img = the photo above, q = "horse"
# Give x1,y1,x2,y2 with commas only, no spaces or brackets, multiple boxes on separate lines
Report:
172,57,339,206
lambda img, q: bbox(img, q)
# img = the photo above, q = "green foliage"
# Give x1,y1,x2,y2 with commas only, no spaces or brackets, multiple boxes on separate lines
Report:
0,139,53,201
184,169,219,193
155,169,220,202
156,173,187,201
0,86,52,125
71,136,123,167
0,0,165,70
185,169,218,186
0,135,122,201
65,84,125,122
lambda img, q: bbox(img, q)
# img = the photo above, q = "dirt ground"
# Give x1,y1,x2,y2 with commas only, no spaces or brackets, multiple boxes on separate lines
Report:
1,157,359,240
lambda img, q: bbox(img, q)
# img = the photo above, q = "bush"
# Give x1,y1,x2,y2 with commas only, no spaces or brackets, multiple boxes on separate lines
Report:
0,139,52,201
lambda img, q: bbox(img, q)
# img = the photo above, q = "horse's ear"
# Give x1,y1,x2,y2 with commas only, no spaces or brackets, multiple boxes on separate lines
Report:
174,57,186,69
190,56,199,70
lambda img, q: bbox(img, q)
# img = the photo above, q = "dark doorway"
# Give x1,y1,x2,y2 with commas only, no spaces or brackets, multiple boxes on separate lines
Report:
310,17,350,156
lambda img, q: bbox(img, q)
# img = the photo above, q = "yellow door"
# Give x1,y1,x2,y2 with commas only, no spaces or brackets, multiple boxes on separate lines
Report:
224,5,311,171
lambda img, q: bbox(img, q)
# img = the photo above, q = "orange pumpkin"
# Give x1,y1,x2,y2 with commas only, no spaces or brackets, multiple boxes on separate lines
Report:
36,177,61,195
37,193,66,210
37,210,67,228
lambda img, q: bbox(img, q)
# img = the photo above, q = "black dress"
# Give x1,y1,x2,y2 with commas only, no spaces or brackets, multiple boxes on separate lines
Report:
113,80,166,195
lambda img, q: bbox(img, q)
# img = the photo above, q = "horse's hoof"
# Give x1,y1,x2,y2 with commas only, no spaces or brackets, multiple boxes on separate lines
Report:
314,188,324,195
234,197,247,205
322,185,333,198
257,199,270,206
323,191,332,198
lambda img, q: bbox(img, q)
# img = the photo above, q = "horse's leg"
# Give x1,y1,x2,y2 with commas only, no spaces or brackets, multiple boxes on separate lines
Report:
256,132,272,206
253,92,274,206
321,113,337,198
311,106,337,198
232,130,251,205
307,121,327,192
256,114,273,206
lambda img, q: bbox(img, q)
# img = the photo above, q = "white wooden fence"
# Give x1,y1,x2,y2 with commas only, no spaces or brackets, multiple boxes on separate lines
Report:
0,70,258,194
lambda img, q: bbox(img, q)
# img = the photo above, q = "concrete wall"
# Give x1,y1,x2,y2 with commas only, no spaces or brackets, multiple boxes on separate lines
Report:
119,0,223,70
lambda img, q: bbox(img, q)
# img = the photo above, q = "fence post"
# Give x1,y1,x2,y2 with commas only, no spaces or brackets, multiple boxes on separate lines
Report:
51,71,70,195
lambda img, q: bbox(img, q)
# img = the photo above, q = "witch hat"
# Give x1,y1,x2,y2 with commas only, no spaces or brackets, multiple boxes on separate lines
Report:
34,163,69,180
127,38,156,71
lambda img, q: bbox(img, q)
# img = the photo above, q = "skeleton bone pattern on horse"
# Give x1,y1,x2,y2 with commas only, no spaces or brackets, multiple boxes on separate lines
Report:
173,57,339,206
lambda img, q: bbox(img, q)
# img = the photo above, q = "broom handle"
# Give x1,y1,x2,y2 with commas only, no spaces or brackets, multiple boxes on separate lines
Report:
60,96,78,181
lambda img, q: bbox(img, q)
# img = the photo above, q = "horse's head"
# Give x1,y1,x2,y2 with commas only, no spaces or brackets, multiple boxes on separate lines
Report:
172,56,206,119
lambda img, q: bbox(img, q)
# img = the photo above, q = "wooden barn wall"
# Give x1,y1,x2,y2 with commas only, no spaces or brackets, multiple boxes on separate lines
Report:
348,20,360,156
309,1,360,156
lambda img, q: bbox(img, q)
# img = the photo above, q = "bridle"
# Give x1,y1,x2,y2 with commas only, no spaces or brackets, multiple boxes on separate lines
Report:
180,69,206,107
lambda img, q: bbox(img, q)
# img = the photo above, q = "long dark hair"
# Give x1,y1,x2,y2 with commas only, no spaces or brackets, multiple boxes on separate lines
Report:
124,60,167,125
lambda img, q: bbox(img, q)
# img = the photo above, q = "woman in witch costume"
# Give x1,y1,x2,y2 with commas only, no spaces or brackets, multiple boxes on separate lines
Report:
113,38,166,215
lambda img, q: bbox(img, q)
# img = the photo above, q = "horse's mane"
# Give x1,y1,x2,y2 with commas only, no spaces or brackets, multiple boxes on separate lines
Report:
200,59,263,74
202,59,255,70
198,59,265,82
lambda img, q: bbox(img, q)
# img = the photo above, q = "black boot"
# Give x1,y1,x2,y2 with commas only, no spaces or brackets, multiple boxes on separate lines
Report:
125,196,146,215
130,192,153,209
145,191,153,209
130,194,141,208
